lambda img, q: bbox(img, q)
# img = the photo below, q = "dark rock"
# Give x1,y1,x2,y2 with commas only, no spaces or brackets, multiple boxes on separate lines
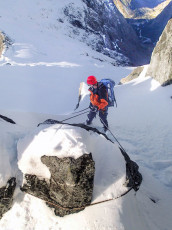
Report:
21,174,50,201
21,154,95,217
57,18,64,23
0,114,16,124
147,18,172,86
0,178,16,219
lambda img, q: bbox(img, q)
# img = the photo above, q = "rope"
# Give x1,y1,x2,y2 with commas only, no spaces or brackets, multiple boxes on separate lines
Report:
36,109,139,211
60,110,89,123
61,108,126,153
98,114,127,153
61,109,126,153
72,107,89,114
34,110,139,212
98,114,142,192
28,187,132,211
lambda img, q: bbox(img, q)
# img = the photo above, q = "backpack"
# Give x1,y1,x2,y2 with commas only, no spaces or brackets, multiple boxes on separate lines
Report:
100,79,117,107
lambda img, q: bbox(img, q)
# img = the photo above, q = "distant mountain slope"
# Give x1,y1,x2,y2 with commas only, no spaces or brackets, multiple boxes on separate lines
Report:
140,1,172,43
113,0,171,19
0,0,150,66
125,0,166,10
60,0,149,65
128,0,172,46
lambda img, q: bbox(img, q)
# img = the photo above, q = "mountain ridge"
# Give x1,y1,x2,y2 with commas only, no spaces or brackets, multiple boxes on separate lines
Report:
113,0,171,19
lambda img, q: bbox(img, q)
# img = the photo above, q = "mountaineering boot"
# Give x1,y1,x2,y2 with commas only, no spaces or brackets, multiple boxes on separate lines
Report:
86,119,92,125
103,126,108,133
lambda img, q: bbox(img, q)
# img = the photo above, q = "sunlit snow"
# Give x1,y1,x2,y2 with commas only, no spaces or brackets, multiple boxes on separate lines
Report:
0,0,172,230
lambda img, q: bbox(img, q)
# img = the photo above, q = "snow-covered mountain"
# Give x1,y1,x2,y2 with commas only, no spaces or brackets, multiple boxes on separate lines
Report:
0,0,172,230
62,0,150,65
0,0,150,66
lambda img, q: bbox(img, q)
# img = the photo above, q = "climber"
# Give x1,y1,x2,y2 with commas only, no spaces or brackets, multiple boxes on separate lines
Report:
86,75,109,132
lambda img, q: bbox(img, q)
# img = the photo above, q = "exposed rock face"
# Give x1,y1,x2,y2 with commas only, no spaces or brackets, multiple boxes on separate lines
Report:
60,0,149,66
147,18,172,86
0,31,13,58
21,154,95,217
0,178,16,219
0,32,4,57
119,66,144,84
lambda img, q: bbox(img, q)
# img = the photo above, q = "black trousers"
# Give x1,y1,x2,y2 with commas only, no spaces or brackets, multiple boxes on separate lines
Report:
87,107,108,128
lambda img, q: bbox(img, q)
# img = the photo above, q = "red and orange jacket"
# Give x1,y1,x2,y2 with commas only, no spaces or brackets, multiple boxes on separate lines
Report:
89,82,108,110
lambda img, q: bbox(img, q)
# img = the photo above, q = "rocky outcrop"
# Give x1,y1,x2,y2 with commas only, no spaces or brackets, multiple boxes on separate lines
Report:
19,120,142,217
21,154,95,217
0,178,16,219
0,32,13,58
119,66,144,84
146,18,172,86
0,32,4,57
38,120,142,192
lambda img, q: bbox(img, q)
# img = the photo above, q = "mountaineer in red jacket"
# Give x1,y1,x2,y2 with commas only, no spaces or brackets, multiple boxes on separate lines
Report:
86,75,109,132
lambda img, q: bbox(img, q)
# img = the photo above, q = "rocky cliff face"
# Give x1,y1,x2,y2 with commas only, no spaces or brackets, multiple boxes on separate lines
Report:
59,0,149,66
146,18,172,86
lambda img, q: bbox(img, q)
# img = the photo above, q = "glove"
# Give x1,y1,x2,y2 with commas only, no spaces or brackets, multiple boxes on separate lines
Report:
91,106,98,113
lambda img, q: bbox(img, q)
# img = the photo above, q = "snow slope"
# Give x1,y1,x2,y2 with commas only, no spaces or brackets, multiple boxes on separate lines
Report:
0,0,172,230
